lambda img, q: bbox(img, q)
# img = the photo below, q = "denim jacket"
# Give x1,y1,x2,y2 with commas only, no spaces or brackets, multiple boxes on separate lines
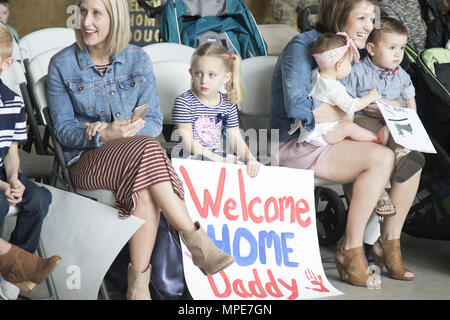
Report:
47,43,162,166
270,29,320,142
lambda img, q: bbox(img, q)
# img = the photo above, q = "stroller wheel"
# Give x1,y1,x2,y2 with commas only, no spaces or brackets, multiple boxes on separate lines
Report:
315,187,347,246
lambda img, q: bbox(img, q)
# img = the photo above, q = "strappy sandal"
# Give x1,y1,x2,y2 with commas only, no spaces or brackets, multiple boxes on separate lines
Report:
371,237,415,281
334,244,381,288
375,191,396,217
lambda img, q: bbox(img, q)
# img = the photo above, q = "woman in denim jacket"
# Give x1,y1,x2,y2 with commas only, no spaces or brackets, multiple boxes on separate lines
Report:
271,0,420,288
47,0,233,300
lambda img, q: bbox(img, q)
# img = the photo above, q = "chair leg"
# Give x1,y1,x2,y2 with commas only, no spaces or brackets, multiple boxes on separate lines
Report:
99,280,110,300
37,244,59,300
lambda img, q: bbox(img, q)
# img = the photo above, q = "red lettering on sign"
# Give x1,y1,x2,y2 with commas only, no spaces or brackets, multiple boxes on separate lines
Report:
178,165,311,227
223,198,238,221
179,165,225,219
296,199,311,227
207,268,299,300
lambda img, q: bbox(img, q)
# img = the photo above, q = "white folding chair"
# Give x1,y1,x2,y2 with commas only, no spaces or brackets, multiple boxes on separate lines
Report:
26,48,65,129
142,42,195,64
240,55,278,164
19,28,75,146
151,59,192,156
1,49,54,180
18,28,76,62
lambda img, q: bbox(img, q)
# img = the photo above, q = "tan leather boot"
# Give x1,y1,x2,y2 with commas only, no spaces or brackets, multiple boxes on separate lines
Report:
126,263,151,300
0,245,61,293
180,221,234,275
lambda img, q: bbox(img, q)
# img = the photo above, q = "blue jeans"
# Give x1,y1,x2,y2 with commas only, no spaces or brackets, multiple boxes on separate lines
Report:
0,172,52,253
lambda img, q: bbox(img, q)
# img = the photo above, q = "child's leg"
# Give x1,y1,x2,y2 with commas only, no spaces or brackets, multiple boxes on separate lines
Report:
323,120,377,145
10,174,52,253
0,192,11,254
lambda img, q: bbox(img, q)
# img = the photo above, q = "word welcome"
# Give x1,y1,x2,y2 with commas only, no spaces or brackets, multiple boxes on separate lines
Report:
179,166,311,227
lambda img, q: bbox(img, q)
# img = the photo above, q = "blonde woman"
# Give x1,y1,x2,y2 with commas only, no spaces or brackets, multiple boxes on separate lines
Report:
47,0,233,300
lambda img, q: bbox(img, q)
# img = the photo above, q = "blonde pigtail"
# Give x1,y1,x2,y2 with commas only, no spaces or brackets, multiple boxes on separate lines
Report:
226,53,245,105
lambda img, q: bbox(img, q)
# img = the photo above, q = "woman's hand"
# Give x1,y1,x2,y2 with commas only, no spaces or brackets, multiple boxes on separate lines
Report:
85,121,108,141
98,119,145,142
246,158,260,178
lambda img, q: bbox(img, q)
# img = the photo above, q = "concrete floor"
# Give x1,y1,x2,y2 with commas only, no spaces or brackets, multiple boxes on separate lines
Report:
100,232,450,301
5,231,447,300
319,233,450,300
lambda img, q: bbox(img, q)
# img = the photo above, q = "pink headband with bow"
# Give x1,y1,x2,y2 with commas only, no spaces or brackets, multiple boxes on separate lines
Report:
312,32,360,69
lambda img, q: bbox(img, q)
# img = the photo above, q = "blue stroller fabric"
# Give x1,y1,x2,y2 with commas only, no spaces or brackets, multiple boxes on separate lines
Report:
160,0,267,58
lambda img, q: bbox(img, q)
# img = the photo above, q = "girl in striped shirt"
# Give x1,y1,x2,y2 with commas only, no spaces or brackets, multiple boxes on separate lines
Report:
172,43,260,177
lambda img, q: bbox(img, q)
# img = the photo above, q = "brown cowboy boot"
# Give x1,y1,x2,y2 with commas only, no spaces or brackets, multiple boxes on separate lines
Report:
126,263,151,300
0,245,61,292
180,221,234,275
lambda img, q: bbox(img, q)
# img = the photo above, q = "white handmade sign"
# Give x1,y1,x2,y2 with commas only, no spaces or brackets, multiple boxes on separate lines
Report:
172,158,342,300
377,100,436,153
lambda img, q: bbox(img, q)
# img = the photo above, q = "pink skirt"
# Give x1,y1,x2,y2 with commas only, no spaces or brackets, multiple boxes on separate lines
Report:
278,138,334,170
69,136,184,218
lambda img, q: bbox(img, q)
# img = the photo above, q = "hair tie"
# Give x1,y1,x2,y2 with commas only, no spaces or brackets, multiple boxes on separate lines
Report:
229,54,233,60
312,32,360,70
336,32,360,64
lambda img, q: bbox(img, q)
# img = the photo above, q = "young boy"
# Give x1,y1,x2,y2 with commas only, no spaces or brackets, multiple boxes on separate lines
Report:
343,17,425,185
0,25,58,300
0,0,18,43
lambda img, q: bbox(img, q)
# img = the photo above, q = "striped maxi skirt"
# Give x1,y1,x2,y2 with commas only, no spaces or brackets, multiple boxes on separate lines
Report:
69,136,185,218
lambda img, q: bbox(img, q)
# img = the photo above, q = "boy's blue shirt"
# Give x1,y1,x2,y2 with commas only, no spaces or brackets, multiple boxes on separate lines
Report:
0,79,27,169
342,55,415,107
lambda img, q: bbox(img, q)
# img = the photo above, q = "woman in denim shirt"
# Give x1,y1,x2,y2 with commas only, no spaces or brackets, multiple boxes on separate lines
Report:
271,0,420,287
47,0,233,300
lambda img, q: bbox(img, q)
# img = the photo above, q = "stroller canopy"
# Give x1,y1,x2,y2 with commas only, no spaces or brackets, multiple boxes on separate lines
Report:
160,0,267,59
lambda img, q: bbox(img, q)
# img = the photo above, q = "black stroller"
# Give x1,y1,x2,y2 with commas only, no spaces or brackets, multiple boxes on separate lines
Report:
401,44,450,241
